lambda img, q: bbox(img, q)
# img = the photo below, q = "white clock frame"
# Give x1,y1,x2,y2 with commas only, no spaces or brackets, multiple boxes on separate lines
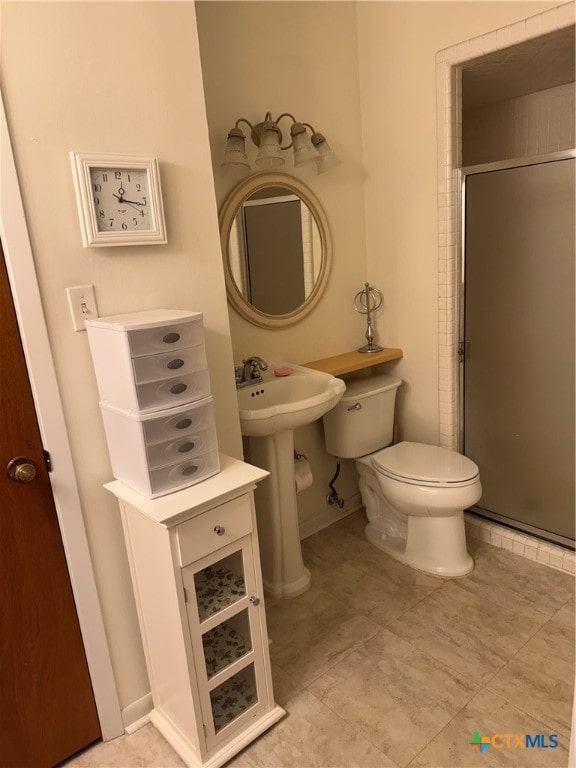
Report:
70,152,167,247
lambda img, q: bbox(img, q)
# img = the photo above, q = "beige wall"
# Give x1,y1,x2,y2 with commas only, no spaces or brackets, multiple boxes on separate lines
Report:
196,1,369,534
1,0,565,718
357,1,559,445
1,1,241,709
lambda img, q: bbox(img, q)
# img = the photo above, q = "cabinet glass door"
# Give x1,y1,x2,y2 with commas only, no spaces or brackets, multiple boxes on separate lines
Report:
182,536,267,746
202,609,252,679
194,550,246,622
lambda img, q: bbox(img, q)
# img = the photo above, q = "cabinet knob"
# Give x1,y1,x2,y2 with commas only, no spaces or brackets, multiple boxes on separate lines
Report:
249,596,260,606
213,525,226,536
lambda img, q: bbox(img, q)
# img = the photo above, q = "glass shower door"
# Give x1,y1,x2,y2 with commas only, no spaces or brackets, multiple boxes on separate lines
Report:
463,158,575,543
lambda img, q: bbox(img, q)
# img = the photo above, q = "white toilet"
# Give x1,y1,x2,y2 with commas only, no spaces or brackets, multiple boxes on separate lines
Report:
323,374,482,577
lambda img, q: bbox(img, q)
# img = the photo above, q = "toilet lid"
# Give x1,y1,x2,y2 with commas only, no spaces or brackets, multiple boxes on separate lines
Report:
372,441,479,485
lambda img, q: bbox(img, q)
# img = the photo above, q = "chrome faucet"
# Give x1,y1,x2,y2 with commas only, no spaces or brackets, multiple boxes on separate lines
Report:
235,356,268,388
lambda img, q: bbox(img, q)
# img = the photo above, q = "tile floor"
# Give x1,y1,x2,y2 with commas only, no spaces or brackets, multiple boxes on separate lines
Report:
67,511,574,768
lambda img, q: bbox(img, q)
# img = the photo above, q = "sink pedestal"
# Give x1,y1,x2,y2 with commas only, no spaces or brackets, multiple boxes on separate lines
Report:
249,430,311,599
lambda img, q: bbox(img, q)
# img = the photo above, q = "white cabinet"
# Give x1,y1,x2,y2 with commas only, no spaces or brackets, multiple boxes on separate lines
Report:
106,455,284,768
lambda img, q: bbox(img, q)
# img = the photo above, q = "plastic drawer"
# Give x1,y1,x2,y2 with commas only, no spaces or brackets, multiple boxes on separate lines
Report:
134,369,210,413
149,449,220,498
131,345,207,384
146,427,217,469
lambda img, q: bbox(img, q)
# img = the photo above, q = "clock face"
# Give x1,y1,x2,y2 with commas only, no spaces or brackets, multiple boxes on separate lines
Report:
90,167,152,233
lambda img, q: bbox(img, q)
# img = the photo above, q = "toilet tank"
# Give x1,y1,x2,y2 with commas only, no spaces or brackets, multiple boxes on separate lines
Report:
323,373,401,459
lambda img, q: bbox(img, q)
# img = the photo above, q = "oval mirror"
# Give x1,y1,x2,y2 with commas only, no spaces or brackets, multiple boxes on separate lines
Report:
219,172,332,328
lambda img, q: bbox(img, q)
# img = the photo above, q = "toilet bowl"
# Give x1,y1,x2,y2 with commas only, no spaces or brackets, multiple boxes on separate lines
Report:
323,374,481,577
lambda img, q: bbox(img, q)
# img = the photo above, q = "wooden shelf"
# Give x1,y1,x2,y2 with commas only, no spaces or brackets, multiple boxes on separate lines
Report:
304,348,403,377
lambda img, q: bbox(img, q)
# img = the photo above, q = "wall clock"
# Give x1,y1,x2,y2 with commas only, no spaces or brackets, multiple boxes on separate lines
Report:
70,152,167,247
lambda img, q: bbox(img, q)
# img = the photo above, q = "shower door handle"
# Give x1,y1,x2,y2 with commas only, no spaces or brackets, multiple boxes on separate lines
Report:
458,341,471,363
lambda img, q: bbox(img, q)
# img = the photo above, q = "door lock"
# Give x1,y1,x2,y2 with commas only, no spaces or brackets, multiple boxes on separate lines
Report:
7,457,37,483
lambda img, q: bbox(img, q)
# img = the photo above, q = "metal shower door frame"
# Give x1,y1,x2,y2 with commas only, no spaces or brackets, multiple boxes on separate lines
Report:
458,148,576,548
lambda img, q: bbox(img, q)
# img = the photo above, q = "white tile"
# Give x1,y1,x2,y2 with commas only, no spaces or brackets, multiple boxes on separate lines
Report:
496,27,512,49
525,14,542,38
479,527,492,543
482,31,498,54
549,552,564,570
524,545,538,561
490,532,503,547
467,37,484,58
536,547,550,565
509,20,527,43
557,3,576,26
501,536,514,552
539,7,559,33
512,541,525,556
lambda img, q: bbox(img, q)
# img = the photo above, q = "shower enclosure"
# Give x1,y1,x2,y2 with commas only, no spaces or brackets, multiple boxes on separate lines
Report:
461,154,575,547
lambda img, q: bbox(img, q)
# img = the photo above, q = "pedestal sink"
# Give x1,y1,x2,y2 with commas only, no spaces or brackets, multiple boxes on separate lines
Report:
237,363,345,598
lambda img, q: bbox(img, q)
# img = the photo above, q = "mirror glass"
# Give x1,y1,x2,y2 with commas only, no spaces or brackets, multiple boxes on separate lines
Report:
219,173,332,328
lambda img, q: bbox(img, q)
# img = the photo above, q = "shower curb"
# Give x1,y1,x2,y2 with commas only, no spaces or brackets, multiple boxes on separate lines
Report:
465,512,575,576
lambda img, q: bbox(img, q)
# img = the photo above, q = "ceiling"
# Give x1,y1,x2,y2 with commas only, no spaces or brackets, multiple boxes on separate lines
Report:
462,26,575,108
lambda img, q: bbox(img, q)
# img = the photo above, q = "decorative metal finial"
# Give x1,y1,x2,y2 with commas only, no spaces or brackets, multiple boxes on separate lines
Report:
353,282,384,353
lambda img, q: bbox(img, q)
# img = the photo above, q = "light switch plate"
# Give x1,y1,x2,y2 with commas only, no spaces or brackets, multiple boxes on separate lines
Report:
66,285,98,331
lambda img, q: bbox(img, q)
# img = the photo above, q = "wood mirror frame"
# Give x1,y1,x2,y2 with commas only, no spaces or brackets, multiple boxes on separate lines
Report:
219,172,332,329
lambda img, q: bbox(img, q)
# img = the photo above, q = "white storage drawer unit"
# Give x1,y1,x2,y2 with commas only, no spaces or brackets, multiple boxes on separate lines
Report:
86,310,209,413
87,309,219,498
100,399,220,498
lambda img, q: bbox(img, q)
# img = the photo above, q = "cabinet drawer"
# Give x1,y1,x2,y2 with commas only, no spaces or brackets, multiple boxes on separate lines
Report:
136,369,211,412
128,320,204,357
177,496,253,566
132,345,207,384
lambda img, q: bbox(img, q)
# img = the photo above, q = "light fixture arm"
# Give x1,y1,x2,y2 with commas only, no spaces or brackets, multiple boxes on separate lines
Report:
222,110,340,175
242,112,318,151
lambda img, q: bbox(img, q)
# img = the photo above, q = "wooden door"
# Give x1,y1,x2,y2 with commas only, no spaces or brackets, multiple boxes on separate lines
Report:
0,241,101,767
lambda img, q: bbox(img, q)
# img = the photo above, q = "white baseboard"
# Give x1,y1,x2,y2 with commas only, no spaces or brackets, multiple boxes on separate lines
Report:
122,692,153,733
300,493,362,540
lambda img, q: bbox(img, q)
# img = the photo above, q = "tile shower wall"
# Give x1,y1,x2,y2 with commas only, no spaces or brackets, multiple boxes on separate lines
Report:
436,2,575,451
463,82,575,166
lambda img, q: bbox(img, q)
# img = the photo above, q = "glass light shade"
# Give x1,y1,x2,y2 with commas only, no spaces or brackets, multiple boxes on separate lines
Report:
291,123,317,167
311,133,341,174
221,128,250,173
255,124,284,168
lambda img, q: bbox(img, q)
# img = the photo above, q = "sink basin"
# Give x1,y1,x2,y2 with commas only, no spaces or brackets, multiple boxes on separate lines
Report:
237,363,345,437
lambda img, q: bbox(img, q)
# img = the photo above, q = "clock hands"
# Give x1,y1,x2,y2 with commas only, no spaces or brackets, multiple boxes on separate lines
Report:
113,193,146,206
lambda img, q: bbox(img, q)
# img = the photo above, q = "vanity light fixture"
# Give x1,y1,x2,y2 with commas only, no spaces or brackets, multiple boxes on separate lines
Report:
221,112,341,176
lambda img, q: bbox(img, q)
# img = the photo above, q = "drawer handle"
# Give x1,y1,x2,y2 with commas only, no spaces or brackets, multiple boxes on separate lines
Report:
175,418,193,430
170,382,188,395
178,441,195,454
167,358,185,370
249,596,260,606
213,525,226,536
163,332,181,344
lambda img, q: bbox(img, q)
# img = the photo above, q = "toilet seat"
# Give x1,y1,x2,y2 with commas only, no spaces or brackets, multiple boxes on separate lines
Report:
372,441,480,489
